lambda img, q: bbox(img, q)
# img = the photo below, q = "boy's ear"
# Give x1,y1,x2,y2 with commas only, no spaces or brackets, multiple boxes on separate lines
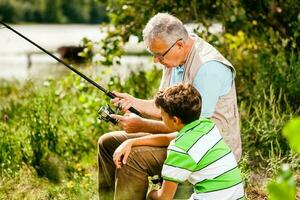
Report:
172,116,182,125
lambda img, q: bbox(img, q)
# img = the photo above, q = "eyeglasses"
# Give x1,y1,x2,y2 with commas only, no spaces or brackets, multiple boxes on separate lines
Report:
153,38,182,61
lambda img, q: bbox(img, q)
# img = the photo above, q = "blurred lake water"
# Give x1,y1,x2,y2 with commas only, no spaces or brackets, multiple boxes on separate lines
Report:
0,24,152,81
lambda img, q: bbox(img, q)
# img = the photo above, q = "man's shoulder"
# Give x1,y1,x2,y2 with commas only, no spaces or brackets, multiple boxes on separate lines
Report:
198,61,232,76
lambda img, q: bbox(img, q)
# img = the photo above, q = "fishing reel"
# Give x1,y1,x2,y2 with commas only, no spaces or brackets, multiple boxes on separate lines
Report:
98,104,120,124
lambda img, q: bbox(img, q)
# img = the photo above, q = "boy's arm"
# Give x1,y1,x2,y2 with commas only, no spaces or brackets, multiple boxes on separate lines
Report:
129,132,176,146
113,133,176,168
147,180,178,200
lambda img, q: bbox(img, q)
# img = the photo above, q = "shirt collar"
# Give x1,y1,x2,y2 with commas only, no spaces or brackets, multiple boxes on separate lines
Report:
176,119,202,138
175,65,184,73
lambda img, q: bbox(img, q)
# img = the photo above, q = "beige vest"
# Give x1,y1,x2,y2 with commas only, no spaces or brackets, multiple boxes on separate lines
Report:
160,35,242,161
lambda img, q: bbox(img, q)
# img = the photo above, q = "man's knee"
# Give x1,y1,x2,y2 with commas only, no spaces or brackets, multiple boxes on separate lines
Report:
124,146,167,175
98,131,126,155
98,132,113,150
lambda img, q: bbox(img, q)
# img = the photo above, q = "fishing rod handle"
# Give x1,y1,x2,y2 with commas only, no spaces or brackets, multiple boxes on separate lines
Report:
128,107,141,116
106,91,141,116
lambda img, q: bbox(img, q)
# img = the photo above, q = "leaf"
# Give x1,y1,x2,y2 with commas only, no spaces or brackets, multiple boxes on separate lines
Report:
282,117,300,154
267,164,296,200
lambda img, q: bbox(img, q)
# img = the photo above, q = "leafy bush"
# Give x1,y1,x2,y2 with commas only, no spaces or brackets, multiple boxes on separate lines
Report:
0,67,161,183
0,0,109,23
283,117,300,154
240,87,300,171
266,117,300,200
267,164,296,200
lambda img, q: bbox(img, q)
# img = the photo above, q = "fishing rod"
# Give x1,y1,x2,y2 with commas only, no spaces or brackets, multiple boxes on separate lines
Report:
0,21,141,122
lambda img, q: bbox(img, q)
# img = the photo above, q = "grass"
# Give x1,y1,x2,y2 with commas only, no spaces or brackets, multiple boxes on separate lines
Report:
0,164,98,200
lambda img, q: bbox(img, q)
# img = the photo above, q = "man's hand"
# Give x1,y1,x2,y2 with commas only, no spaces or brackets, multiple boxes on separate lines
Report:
111,91,141,113
113,140,134,168
110,112,145,133
111,91,162,119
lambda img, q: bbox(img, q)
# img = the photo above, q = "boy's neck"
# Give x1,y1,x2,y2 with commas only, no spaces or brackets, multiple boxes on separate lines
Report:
177,119,202,133
175,123,185,131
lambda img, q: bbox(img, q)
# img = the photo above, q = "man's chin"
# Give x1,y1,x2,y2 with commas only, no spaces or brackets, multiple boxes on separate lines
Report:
164,64,175,68
159,62,175,68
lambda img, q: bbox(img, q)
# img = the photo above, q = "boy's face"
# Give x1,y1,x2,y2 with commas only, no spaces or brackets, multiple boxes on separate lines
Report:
160,109,183,131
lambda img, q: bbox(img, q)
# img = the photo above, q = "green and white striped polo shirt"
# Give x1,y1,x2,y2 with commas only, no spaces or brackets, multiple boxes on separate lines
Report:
162,118,244,200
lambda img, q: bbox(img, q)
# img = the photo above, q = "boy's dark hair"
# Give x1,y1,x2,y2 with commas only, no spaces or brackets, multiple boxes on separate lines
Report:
155,83,202,124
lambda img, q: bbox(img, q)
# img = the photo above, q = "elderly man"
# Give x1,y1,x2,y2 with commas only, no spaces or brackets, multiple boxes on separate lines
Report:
98,13,242,200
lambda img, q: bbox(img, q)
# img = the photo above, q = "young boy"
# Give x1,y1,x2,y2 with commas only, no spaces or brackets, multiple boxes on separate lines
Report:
113,83,244,200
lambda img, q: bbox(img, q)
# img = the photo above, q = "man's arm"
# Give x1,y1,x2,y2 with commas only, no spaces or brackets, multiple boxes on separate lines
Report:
110,113,173,134
137,99,161,119
110,91,172,134
147,181,178,200
142,118,174,133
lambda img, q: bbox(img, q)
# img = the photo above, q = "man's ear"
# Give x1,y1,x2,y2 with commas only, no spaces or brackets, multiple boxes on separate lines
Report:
177,40,183,47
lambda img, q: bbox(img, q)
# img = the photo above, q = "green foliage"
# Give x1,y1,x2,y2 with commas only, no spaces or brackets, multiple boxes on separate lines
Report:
283,117,300,154
95,0,299,63
240,87,300,173
0,0,109,23
266,111,300,200
0,125,22,177
0,66,161,198
78,37,94,62
267,164,296,200
0,0,23,22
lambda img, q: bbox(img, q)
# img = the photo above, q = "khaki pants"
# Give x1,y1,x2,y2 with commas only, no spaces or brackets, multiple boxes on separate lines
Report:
98,131,167,200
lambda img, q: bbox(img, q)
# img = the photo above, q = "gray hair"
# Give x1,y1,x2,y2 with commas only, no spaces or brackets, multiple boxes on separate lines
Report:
143,13,189,48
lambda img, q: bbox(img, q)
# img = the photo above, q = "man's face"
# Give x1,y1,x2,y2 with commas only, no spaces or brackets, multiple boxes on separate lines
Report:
148,38,183,68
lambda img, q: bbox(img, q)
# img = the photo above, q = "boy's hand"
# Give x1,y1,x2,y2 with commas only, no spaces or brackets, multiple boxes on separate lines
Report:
147,181,178,200
113,140,134,168
147,190,158,200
